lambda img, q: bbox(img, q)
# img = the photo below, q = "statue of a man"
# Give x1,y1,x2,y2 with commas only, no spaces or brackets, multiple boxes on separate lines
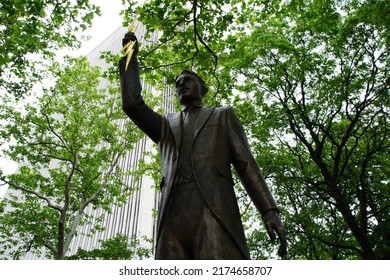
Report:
119,32,287,259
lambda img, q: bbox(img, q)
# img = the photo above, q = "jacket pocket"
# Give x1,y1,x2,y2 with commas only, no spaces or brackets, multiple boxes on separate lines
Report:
203,121,222,128
216,165,233,184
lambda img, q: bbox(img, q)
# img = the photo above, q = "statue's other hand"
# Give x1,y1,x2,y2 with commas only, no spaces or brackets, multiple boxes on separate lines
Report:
263,209,287,258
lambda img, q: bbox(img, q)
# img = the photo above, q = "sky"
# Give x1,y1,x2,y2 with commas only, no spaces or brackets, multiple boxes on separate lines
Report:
0,0,126,198
70,0,125,56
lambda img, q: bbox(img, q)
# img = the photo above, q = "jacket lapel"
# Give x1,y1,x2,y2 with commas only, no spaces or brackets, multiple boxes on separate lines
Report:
167,112,182,148
166,106,215,147
194,106,215,140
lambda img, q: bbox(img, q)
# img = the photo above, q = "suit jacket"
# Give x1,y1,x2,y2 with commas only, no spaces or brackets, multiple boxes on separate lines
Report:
119,57,278,258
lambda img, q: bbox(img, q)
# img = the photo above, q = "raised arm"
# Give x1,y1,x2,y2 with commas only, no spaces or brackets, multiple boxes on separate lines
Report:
119,32,162,143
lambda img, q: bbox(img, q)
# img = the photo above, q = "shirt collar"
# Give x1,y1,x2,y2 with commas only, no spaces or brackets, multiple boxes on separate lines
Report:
181,100,204,112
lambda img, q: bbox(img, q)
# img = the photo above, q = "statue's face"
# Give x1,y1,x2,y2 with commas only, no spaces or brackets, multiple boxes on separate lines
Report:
175,73,203,105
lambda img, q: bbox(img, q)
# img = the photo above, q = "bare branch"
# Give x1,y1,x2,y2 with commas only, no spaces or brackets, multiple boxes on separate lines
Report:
141,56,196,71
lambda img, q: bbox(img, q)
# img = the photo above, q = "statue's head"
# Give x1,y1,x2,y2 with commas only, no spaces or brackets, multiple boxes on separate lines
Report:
175,70,208,105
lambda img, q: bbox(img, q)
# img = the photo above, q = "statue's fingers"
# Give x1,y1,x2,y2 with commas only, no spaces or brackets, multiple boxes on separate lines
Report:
278,243,287,258
266,223,277,242
275,226,287,257
124,32,136,40
122,33,137,47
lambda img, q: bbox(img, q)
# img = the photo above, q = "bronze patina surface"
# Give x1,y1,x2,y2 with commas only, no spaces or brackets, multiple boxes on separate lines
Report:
119,32,287,259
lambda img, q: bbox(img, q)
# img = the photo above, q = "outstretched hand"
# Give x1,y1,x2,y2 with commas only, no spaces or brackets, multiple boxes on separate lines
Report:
263,209,287,258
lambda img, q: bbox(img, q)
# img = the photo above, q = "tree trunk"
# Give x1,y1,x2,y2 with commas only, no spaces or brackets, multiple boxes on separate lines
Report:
330,183,376,259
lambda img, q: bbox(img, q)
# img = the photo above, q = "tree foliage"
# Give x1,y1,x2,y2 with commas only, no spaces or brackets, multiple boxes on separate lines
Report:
121,0,389,259
66,234,153,260
0,0,100,98
0,56,143,259
0,0,388,260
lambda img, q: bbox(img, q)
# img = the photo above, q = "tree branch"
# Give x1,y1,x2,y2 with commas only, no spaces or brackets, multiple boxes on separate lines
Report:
1,178,62,212
193,0,220,93
317,237,364,257
41,111,71,153
43,241,57,256
62,142,130,255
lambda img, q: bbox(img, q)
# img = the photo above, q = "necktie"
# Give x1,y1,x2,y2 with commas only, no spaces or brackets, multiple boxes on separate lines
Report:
179,107,197,180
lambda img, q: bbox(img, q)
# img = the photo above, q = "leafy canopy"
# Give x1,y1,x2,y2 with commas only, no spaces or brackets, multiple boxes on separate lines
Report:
0,0,101,97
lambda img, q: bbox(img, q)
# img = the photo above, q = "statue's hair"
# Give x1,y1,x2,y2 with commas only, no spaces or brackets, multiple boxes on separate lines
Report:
176,70,208,96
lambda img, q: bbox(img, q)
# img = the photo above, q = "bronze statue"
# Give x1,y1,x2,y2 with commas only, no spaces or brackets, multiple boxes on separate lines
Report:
119,32,287,259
